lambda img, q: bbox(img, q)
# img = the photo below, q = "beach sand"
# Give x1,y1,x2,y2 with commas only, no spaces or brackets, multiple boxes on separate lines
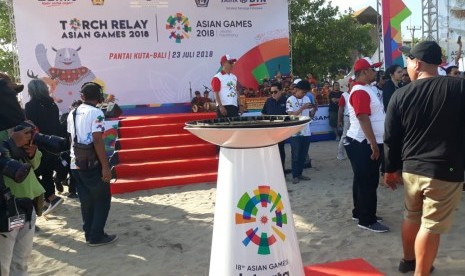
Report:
31,141,465,275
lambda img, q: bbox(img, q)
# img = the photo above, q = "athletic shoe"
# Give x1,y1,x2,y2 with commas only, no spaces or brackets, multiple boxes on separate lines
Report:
292,178,300,184
357,222,389,233
88,234,118,247
299,175,311,181
352,215,383,222
42,197,64,216
398,259,435,273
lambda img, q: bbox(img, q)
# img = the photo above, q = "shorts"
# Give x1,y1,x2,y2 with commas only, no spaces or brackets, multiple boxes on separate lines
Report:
329,111,338,128
402,172,463,234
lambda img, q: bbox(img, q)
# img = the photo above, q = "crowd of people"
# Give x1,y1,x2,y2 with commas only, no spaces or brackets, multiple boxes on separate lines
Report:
0,73,117,275
211,42,464,276
1,40,464,275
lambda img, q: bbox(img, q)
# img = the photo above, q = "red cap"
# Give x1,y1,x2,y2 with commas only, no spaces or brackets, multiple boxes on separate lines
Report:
220,54,237,65
353,57,382,72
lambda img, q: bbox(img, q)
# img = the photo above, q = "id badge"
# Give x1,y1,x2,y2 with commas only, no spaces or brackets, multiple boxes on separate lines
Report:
8,214,26,231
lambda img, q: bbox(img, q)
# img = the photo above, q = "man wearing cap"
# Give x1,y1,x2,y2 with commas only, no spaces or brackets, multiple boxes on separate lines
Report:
384,41,465,274
286,80,314,184
344,57,389,233
211,55,243,118
67,82,117,247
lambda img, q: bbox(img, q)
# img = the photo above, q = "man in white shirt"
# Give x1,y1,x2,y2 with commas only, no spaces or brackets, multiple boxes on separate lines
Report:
286,80,314,184
211,54,244,118
67,82,117,247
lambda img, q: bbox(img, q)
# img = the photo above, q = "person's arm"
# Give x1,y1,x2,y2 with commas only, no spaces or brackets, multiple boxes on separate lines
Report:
357,114,379,160
211,77,227,116
90,110,111,182
286,99,310,116
92,132,111,183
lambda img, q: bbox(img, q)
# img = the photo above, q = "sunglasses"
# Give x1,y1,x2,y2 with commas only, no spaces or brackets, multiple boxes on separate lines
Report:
407,54,415,60
270,90,279,94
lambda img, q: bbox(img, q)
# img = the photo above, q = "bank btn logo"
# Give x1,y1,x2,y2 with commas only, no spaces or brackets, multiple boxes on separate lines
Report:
235,185,287,255
166,13,191,43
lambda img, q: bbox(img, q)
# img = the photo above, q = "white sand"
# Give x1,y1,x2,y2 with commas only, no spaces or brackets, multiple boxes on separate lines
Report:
31,141,465,275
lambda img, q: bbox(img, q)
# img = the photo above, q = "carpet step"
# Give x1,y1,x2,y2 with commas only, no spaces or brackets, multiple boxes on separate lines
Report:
113,157,218,179
118,123,188,138
116,133,208,150
110,172,217,194
119,113,216,127
116,144,217,163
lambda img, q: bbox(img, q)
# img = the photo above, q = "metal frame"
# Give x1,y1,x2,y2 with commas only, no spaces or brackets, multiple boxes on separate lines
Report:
422,0,439,41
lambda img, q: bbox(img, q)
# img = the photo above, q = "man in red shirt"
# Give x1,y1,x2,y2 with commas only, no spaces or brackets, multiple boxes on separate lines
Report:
344,57,389,233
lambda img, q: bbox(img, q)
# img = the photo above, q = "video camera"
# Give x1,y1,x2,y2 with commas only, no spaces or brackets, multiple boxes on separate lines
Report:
14,121,67,154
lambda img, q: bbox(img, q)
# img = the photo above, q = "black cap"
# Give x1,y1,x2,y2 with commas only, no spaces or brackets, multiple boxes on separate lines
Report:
399,41,442,65
295,80,310,91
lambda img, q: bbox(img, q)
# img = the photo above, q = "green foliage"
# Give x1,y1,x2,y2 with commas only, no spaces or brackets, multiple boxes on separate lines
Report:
290,0,376,80
0,0,16,78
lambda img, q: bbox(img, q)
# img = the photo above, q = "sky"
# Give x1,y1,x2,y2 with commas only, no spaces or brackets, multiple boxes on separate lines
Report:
331,0,422,40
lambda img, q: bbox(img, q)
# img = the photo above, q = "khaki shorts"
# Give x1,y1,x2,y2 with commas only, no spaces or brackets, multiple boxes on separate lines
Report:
403,172,463,234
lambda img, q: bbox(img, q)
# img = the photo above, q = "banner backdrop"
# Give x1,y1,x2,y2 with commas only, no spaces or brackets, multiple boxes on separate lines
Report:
13,0,290,112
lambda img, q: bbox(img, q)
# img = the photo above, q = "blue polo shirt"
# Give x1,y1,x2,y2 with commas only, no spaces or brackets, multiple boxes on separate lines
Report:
261,95,287,115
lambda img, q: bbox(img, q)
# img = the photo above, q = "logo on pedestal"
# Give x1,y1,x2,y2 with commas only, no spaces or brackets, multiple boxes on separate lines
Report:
235,185,287,255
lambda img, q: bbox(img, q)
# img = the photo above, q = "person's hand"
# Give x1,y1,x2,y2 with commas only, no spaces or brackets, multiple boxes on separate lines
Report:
239,105,246,114
219,105,227,116
10,127,32,147
384,171,403,190
337,121,342,128
101,167,112,183
22,143,37,158
370,143,380,160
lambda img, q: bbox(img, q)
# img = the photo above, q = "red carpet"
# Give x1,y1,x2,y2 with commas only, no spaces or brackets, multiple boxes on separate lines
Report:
304,258,384,276
111,113,218,194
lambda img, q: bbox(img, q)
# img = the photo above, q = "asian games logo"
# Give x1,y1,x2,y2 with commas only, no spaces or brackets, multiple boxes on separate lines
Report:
69,18,82,31
165,13,192,43
235,185,287,255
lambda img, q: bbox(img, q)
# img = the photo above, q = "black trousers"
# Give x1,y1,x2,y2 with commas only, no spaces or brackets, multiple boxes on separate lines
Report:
34,152,58,200
216,105,239,118
344,137,383,226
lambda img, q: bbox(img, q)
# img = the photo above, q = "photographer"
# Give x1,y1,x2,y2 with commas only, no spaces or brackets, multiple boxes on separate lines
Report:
0,73,45,275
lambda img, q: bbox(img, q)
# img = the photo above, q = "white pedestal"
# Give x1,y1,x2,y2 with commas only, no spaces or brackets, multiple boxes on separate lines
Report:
185,116,310,276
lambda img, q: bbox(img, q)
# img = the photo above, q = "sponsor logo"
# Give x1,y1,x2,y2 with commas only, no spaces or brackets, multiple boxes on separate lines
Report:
37,0,76,7
195,0,209,7
166,13,192,43
235,185,287,255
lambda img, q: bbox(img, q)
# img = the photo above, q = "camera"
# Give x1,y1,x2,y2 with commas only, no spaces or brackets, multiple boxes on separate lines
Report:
0,146,31,183
14,121,67,154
